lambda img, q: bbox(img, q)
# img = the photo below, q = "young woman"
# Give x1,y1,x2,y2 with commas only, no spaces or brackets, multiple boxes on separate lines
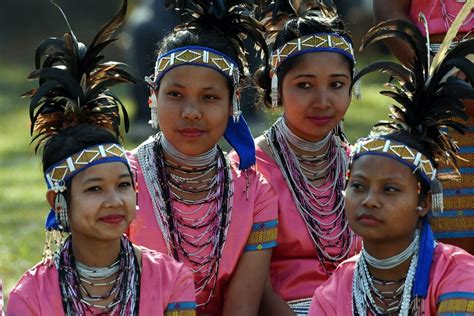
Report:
126,1,278,315
309,18,474,315
250,2,360,314
7,1,196,315
374,0,474,254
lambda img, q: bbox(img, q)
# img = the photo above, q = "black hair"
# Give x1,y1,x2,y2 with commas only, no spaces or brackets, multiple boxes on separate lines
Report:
256,12,353,108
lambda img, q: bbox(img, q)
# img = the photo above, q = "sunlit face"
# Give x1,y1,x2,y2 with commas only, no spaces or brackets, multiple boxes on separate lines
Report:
155,65,232,156
68,162,135,243
345,155,429,247
280,52,352,141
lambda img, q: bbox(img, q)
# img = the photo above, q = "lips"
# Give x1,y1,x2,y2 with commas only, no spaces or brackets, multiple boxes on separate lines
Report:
357,213,383,226
99,215,125,224
179,128,205,138
307,115,332,125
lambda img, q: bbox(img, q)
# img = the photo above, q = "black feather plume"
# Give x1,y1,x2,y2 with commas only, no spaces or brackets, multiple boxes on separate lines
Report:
354,18,473,168
24,0,135,152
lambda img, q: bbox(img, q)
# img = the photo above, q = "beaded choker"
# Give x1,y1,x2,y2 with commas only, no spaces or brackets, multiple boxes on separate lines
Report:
280,118,332,152
363,233,419,270
161,135,217,167
265,118,354,274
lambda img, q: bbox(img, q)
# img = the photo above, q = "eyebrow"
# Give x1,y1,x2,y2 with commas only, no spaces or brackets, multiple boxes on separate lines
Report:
81,173,131,185
350,172,405,182
292,73,351,79
165,82,220,90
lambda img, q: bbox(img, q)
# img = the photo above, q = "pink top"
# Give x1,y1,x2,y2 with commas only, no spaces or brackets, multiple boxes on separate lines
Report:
309,243,474,315
253,146,361,301
409,0,474,36
1,278,3,316
127,143,278,314
7,247,196,316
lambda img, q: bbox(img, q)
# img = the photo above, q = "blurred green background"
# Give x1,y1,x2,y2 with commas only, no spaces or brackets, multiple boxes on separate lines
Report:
0,0,392,302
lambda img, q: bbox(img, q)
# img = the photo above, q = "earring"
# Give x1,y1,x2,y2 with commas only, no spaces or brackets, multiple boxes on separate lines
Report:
54,192,69,231
415,206,423,212
270,72,279,108
232,89,241,123
148,91,159,129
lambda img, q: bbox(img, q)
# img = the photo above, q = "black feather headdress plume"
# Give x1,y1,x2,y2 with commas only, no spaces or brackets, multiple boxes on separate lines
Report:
164,0,268,73
354,18,474,169
258,0,338,44
23,0,135,152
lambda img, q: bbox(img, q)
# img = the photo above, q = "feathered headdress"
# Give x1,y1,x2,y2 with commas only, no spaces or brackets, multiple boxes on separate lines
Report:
351,4,474,300
23,0,135,152
353,9,474,171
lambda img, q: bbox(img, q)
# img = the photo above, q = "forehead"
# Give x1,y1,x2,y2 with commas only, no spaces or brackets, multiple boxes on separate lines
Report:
287,51,352,74
73,162,131,182
159,65,230,88
351,154,416,181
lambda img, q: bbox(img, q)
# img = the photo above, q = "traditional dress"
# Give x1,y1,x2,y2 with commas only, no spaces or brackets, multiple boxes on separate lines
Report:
127,138,278,314
252,146,361,304
431,116,474,239
7,247,196,316
308,242,474,315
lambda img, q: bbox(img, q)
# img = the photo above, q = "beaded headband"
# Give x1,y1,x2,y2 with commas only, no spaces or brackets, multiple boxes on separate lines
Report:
270,32,355,107
147,46,240,89
351,137,436,184
45,143,130,192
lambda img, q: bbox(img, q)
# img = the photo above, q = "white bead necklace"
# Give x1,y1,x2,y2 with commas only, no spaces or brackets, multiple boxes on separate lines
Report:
280,118,332,152
76,260,120,280
161,135,217,167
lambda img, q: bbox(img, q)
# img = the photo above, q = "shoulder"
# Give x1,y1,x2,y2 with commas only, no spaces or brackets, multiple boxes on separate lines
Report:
136,245,191,278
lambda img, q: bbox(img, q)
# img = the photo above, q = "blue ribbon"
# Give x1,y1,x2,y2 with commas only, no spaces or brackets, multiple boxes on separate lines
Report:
45,209,59,230
224,116,255,170
412,217,436,298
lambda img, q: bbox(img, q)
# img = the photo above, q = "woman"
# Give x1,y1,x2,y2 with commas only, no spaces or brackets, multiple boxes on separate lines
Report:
309,17,474,315
250,2,360,314
7,1,196,315
126,1,278,315
374,0,474,254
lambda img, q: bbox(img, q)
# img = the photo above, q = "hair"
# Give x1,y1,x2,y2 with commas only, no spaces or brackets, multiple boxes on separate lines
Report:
255,12,353,108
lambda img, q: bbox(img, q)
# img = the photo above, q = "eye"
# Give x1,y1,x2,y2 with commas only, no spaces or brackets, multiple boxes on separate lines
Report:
86,186,101,192
119,181,132,188
203,94,220,101
384,185,400,193
297,82,312,89
331,81,344,89
166,91,182,98
349,181,364,191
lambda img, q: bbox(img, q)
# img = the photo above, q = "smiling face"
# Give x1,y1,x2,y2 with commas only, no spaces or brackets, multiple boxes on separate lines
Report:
155,65,232,156
67,162,135,244
280,51,352,142
345,155,430,253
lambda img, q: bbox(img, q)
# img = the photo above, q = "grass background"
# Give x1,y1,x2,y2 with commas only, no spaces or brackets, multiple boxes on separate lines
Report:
0,60,390,300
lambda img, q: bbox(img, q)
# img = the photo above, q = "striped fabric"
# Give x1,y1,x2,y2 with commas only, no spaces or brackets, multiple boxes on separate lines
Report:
287,298,312,316
437,292,474,315
165,301,196,316
244,219,278,251
432,117,474,239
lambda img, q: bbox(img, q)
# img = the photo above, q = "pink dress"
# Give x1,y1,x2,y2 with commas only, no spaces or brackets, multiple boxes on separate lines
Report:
253,147,361,302
7,247,196,316
127,144,278,314
409,0,474,36
308,243,474,315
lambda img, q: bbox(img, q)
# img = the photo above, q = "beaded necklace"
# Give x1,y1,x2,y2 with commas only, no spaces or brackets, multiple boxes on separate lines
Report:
265,118,354,274
352,231,421,316
57,236,140,316
137,133,233,308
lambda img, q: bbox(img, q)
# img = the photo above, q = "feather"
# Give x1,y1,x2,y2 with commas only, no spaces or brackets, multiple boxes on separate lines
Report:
25,0,134,150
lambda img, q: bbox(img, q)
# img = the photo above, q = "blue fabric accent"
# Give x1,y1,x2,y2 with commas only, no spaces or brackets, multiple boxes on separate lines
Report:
439,167,474,174
438,292,474,302
45,209,59,230
413,217,436,298
251,219,279,231
166,301,197,311
224,116,256,170
431,209,474,217
244,240,277,252
444,188,474,196
459,147,474,154
434,231,474,238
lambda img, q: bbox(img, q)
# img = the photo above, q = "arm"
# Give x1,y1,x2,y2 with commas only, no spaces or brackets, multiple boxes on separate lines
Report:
165,257,197,316
223,249,272,316
259,274,295,316
373,0,415,66
6,291,37,316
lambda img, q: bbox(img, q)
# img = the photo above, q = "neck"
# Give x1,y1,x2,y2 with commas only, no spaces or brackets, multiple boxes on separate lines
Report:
280,117,333,153
161,134,217,168
71,236,121,267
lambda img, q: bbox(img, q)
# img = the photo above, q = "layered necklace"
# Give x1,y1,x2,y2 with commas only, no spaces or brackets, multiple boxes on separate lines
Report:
137,133,233,308
265,117,354,274
57,236,140,315
352,230,421,316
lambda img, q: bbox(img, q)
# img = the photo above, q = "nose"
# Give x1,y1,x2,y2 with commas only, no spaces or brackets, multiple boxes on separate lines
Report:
104,188,125,208
311,87,331,110
361,188,380,209
181,100,202,121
